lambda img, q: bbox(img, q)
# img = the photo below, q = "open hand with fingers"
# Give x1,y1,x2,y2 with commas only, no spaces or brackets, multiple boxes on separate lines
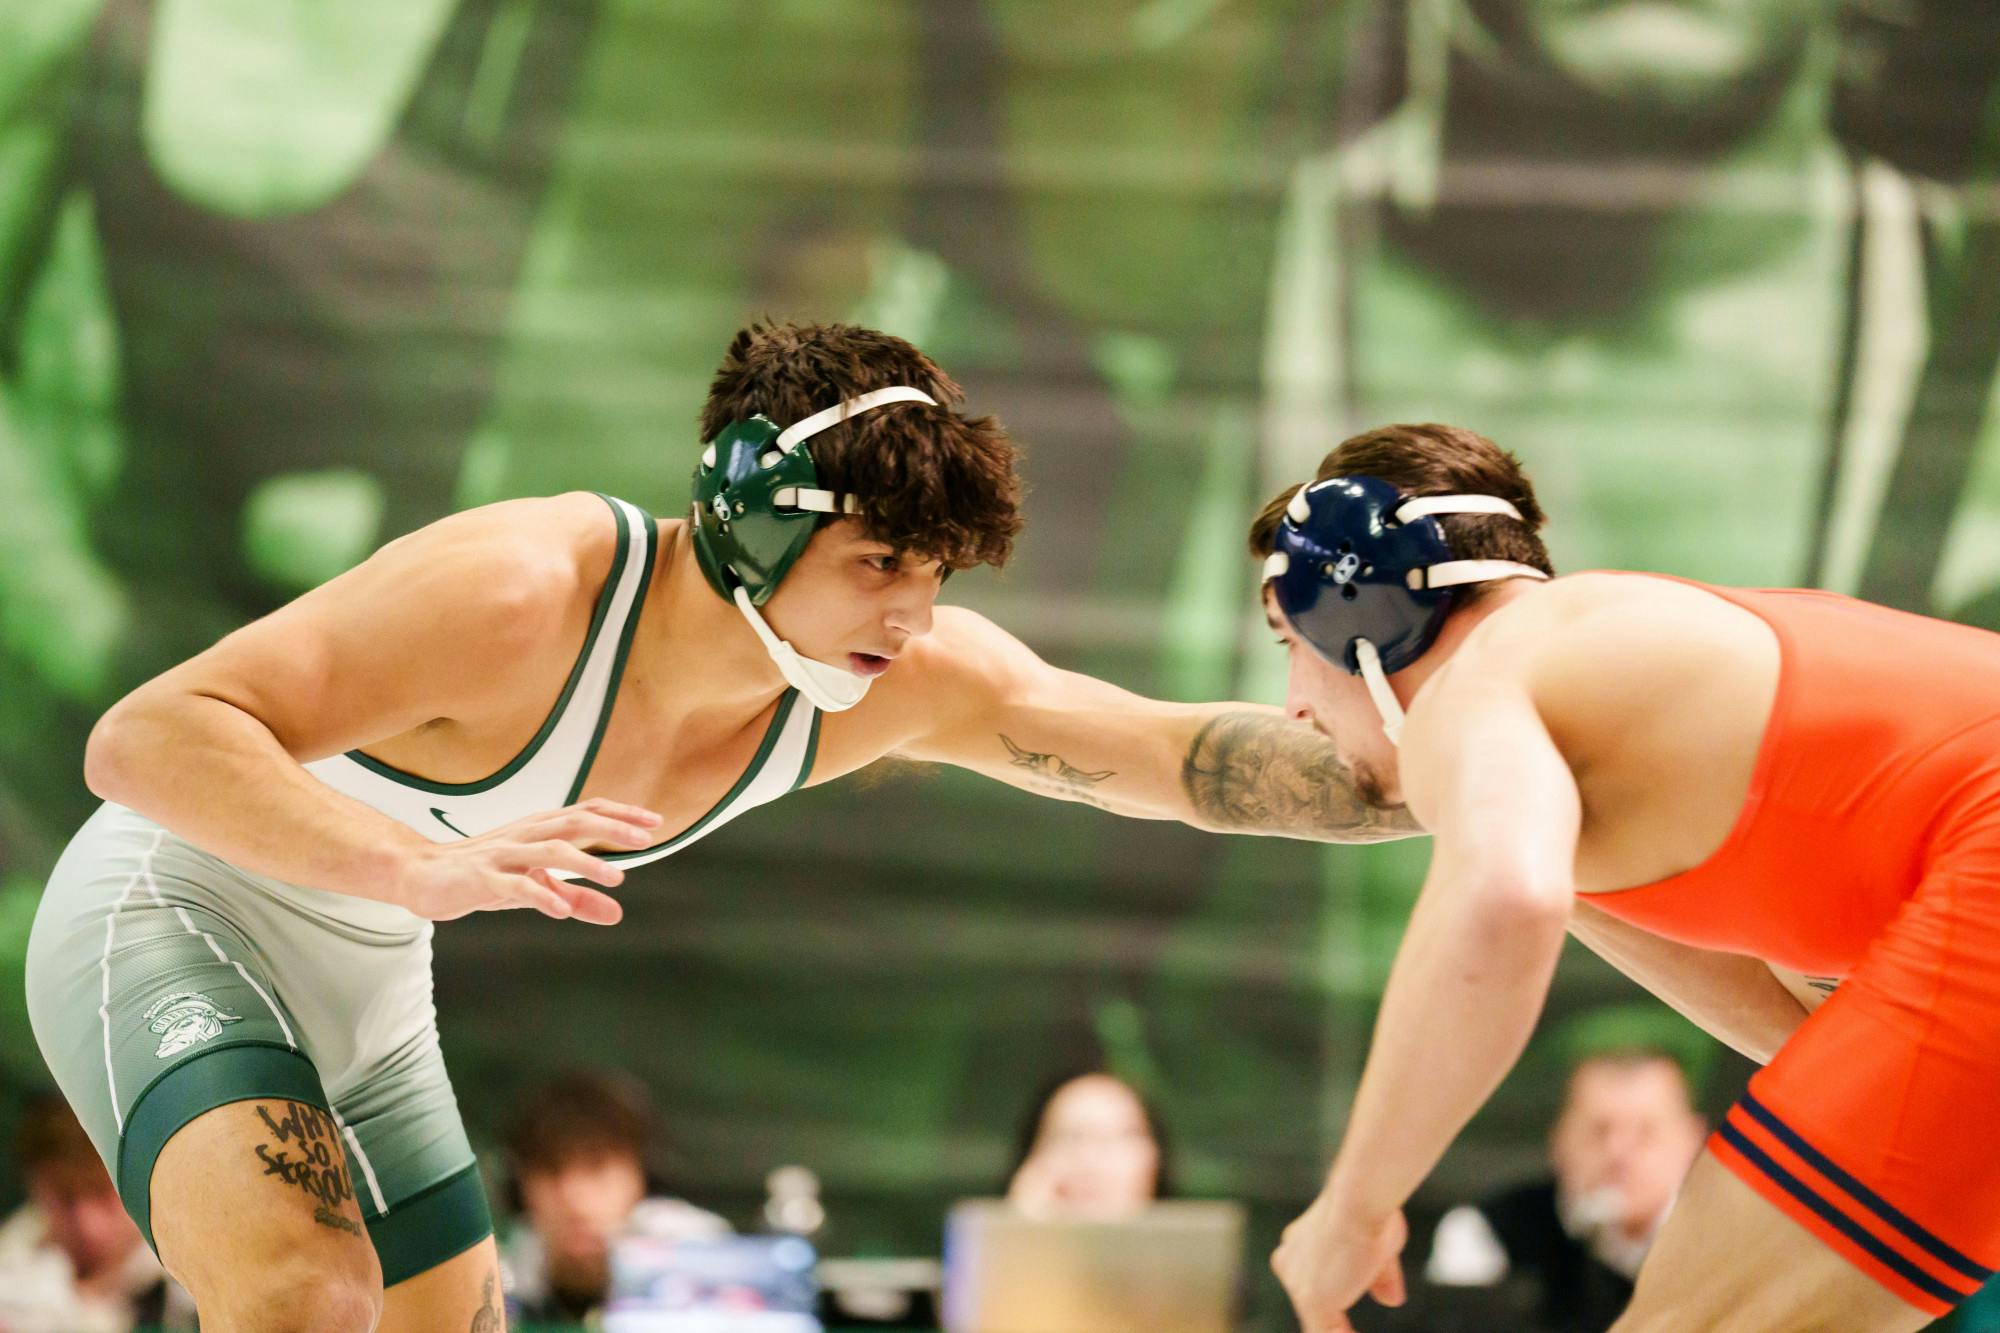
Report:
388,797,663,925
1272,1192,1407,1333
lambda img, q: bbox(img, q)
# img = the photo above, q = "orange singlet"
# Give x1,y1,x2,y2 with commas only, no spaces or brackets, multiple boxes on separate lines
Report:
1579,576,2000,1316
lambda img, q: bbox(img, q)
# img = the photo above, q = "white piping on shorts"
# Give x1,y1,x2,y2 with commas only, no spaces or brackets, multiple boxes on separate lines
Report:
118,838,384,1215
329,1105,389,1216
99,831,164,1136
138,854,298,1051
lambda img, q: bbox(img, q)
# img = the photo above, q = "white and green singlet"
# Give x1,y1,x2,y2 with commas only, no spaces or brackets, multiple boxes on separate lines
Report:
26,494,820,1284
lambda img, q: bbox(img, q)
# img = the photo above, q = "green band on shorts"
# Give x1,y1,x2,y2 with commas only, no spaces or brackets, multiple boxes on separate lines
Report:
116,1041,330,1251
370,1162,494,1288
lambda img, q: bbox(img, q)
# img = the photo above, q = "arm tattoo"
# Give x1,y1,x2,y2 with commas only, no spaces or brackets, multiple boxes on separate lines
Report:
1180,711,1420,843
999,734,1116,809
252,1101,363,1236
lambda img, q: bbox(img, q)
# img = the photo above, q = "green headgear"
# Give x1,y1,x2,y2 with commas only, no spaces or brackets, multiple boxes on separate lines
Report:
690,386,938,606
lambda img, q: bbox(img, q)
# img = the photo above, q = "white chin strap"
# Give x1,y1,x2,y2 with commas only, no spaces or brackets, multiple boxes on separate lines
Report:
1354,640,1409,747
734,587,871,712
723,386,939,712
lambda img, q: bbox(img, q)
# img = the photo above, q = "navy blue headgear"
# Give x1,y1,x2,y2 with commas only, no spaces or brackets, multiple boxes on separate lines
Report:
1262,475,1547,742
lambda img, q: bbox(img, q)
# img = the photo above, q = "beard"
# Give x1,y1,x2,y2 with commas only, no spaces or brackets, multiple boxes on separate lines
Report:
1349,756,1406,815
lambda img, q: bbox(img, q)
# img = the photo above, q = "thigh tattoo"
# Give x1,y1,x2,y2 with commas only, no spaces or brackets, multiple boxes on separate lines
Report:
470,1272,502,1332
251,1101,361,1236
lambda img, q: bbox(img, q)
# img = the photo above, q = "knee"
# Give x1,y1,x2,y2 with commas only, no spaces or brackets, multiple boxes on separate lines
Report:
219,1267,384,1333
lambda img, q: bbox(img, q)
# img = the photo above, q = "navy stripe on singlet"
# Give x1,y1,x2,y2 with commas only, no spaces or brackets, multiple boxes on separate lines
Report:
1740,1095,1994,1284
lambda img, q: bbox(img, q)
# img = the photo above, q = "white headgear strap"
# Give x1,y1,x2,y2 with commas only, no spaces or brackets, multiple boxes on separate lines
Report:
1355,640,1407,747
700,385,940,516
734,587,871,712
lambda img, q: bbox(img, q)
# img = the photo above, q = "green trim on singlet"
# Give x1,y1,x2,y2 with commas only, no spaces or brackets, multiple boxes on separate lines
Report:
369,1162,494,1288
564,500,658,803
790,706,823,792
341,493,634,795
600,690,802,862
116,1041,330,1251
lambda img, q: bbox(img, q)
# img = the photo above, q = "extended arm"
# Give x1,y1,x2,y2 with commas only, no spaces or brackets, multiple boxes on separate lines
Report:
1568,900,1810,1065
879,608,1421,843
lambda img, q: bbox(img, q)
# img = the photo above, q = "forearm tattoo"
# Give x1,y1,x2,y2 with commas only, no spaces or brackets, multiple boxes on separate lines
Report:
252,1101,362,1236
999,734,1116,809
1179,711,1419,842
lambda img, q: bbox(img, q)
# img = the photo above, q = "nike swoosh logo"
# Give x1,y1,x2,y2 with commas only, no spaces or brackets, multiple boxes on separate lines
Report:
430,808,469,838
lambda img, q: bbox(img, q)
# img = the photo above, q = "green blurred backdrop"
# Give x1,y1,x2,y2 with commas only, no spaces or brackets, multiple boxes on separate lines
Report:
2,1,1998,1327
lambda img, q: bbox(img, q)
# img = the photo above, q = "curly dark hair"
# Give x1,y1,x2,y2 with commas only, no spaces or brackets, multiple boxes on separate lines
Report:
700,321,1023,571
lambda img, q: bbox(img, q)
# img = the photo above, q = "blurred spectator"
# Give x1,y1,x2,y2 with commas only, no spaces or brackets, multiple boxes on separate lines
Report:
1004,1071,1171,1221
0,1092,192,1332
500,1069,728,1324
1424,1048,1705,1333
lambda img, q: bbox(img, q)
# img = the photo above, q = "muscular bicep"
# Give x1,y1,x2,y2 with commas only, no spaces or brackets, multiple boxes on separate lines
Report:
116,508,571,762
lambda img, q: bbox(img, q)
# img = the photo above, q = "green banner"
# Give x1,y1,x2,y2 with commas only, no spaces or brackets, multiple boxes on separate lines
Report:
2,4,1997,1321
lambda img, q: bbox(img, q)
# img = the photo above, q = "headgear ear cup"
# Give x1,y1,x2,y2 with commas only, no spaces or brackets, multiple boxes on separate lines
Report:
688,386,939,711
1263,475,1548,743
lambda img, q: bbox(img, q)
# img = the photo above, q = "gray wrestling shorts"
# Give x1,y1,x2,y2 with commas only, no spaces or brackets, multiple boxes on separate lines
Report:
25,802,491,1285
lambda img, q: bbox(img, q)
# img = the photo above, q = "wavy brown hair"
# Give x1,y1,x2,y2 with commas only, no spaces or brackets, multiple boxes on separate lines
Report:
700,321,1023,571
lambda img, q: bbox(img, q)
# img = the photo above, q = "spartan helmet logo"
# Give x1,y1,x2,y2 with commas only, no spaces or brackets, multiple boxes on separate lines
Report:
144,991,243,1060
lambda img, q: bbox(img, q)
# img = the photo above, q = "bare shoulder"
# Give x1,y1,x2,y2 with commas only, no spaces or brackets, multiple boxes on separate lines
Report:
379,491,610,570
262,492,624,678
115,495,630,764
1455,572,1758,666
1445,571,1776,757
911,604,1026,656
369,493,610,606
889,605,1038,699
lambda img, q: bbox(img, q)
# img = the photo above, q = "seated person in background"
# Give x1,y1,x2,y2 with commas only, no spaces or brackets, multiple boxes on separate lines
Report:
1005,1071,1170,1221
0,1093,192,1332
500,1069,728,1323
1424,1048,1706,1333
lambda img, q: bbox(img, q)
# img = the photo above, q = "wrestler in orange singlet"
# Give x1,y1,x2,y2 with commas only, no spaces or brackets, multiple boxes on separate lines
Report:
1257,422,2000,1332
